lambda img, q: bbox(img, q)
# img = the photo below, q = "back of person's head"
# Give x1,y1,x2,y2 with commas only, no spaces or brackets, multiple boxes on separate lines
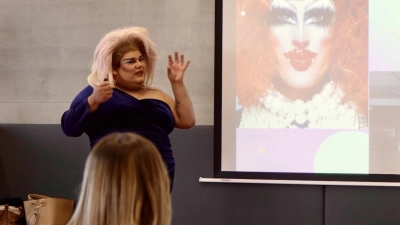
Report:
67,132,171,225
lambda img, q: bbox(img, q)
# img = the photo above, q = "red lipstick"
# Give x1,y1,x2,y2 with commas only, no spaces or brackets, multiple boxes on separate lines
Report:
284,49,317,71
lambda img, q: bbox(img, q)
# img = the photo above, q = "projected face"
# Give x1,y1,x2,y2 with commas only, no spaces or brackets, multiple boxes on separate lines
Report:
268,0,335,90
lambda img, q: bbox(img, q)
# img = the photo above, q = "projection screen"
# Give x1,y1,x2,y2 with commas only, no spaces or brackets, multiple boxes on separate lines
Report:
212,0,400,186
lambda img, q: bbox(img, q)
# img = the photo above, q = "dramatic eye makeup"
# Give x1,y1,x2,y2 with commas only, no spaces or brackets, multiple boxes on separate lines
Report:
267,6,297,26
123,55,145,64
304,7,334,27
266,1,335,28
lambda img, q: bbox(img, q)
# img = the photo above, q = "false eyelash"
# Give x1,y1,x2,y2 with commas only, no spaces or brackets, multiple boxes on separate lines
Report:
265,6,334,28
305,7,334,28
266,7,297,26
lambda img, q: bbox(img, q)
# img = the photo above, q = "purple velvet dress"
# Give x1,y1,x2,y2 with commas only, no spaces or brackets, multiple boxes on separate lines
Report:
61,85,176,188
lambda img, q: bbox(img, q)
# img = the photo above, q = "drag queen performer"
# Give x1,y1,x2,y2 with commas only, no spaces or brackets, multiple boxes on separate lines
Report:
236,0,368,129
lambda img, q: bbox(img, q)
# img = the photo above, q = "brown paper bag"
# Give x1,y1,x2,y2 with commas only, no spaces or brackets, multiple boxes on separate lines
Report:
23,194,74,225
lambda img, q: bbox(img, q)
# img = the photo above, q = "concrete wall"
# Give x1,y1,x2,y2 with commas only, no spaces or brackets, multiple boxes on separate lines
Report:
0,0,214,125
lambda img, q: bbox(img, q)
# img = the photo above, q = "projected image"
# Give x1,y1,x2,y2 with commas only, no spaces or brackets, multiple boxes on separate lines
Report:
369,73,400,175
365,0,400,175
369,0,400,71
218,0,400,183
236,0,368,129
232,0,369,173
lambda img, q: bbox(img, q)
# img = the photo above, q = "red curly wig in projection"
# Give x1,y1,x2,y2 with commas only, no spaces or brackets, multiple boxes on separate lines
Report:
236,0,368,129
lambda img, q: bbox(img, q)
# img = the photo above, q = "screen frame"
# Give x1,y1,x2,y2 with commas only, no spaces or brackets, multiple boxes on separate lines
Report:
213,0,400,186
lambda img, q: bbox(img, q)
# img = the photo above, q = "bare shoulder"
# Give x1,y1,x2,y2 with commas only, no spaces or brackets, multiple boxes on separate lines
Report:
145,87,174,103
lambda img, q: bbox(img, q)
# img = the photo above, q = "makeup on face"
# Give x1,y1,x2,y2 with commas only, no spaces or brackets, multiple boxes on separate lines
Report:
267,0,335,90
283,49,318,71
113,50,147,91
122,55,145,66
268,0,334,28
118,51,146,77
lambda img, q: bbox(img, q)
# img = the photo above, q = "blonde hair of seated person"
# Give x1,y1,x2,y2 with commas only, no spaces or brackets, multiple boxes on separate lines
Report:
67,132,171,225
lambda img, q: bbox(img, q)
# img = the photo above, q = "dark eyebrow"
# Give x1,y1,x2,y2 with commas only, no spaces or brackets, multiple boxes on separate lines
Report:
122,55,143,61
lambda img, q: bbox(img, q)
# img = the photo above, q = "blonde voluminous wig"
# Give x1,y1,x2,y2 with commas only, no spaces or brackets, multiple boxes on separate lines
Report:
67,132,171,225
87,26,157,88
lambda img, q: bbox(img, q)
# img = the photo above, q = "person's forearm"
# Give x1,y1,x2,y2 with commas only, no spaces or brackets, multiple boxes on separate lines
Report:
61,99,92,136
87,95,100,113
171,82,196,128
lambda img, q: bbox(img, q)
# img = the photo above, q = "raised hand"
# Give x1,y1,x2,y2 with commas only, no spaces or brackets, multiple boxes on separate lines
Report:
167,51,190,83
